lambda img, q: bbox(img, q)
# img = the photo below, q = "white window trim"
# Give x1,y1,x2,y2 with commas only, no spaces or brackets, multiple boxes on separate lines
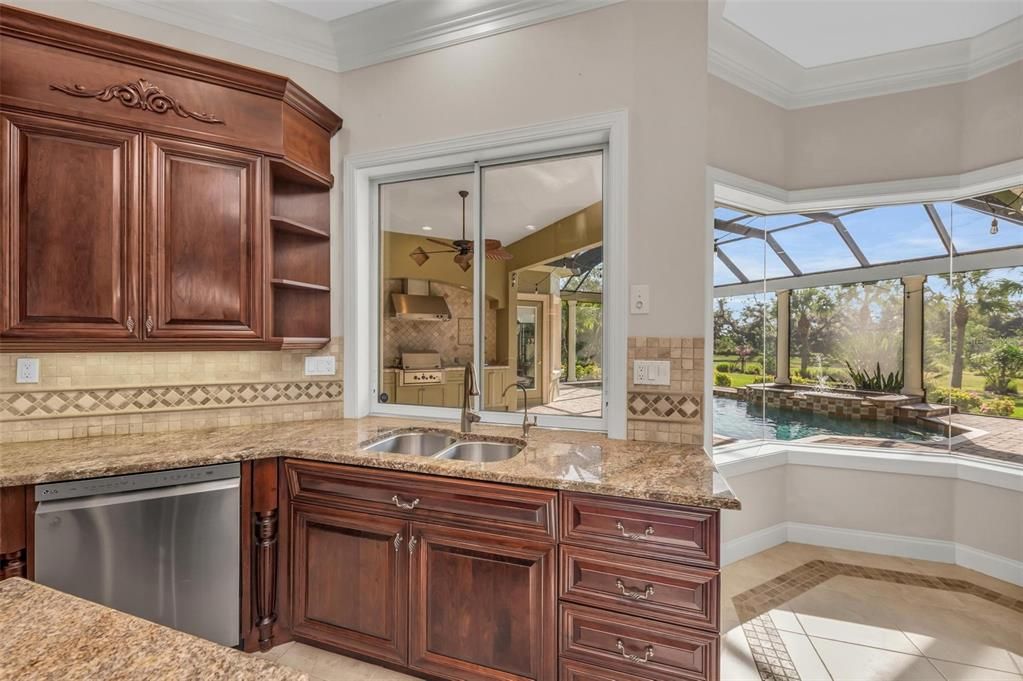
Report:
344,111,629,437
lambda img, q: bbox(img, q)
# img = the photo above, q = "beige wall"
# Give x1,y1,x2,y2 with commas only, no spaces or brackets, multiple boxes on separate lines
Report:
337,1,709,338
710,63,1023,191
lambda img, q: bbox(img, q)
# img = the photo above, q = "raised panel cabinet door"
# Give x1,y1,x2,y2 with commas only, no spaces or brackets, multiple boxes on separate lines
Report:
289,502,408,665
1,112,140,340
145,136,263,340
408,522,556,681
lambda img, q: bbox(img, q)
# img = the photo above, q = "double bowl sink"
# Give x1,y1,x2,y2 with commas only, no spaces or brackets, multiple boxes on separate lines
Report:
363,429,525,463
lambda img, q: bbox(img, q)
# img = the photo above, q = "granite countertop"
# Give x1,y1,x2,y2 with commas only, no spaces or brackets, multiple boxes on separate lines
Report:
0,417,739,509
0,578,305,681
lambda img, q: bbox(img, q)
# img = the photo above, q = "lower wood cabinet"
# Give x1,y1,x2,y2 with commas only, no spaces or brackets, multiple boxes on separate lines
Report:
289,503,408,665
409,522,555,681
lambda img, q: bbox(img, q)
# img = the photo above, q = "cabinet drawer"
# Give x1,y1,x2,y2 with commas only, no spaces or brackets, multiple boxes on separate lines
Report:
560,493,718,567
560,604,719,681
285,460,556,540
560,658,655,681
559,546,719,631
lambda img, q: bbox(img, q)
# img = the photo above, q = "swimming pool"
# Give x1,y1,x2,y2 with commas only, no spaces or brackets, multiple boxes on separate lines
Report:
713,397,946,442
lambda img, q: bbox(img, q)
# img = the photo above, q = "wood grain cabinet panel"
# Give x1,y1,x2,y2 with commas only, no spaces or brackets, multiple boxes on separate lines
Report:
145,136,263,341
560,493,719,568
409,522,556,681
560,658,656,681
1,112,140,340
559,545,719,631
289,502,408,665
560,603,718,681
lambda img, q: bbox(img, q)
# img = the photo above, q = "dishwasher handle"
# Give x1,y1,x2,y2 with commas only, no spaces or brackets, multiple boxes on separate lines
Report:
35,477,240,515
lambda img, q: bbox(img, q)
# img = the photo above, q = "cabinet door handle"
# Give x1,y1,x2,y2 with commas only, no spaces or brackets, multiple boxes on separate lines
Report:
392,495,420,510
616,520,654,540
616,579,655,600
407,536,418,555
145,315,154,333
393,532,403,553
616,639,654,664
126,316,135,332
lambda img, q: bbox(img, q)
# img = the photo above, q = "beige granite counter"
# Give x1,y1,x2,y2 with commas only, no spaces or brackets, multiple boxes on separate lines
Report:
0,578,305,681
0,417,739,509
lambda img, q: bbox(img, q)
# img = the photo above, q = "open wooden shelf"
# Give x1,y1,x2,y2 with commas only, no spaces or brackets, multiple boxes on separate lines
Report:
271,278,330,292
268,157,332,189
277,336,331,350
270,215,329,239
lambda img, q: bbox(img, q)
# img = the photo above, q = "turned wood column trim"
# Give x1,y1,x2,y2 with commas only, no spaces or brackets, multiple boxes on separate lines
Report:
251,459,280,652
0,486,28,581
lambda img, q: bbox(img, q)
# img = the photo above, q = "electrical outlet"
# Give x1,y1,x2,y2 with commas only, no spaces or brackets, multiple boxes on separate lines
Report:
304,356,336,376
16,357,39,384
633,359,670,386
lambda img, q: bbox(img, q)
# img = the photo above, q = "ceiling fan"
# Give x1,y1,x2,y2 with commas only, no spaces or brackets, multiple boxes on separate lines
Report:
409,190,513,272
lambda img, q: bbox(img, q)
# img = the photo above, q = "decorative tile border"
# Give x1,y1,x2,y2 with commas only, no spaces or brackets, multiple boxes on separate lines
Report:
626,336,704,445
0,381,342,421
732,559,1023,681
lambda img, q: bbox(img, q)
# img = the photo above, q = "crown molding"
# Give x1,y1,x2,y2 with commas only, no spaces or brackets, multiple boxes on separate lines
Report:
88,0,623,74
709,5,1023,110
330,0,623,72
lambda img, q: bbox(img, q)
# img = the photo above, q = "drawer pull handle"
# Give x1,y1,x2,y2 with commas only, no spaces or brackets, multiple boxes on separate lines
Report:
408,536,418,555
392,495,420,510
616,520,654,540
393,532,403,553
616,579,655,600
616,639,655,664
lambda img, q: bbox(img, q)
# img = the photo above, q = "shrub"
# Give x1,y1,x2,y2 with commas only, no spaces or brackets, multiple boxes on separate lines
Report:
930,387,983,411
979,398,1014,417
845,361,903,393
716,363,731,373
714,372,732,387
976,341,1023,394
743,363,763,376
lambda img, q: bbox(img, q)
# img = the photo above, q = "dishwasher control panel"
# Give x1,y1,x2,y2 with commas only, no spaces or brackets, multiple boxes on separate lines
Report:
35,462,241,501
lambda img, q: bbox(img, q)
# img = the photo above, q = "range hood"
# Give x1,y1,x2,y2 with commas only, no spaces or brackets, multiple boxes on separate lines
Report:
390,279,451,321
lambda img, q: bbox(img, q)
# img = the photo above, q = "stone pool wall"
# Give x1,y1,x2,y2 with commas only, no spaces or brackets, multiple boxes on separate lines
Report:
743,384,916,423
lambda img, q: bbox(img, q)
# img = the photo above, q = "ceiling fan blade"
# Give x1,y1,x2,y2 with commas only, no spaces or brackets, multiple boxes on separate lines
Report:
484,240,513,261
425,237,457,249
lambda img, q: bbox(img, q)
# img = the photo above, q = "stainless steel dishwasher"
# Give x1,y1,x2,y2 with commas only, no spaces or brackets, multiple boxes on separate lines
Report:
34,462,241,647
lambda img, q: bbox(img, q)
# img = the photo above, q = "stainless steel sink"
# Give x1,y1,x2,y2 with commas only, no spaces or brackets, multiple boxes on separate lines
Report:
364,431,458,456
435,440,524,463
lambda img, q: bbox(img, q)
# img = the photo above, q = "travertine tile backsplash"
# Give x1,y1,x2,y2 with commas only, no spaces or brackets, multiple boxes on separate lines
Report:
626,336,704,446
0,338,342,443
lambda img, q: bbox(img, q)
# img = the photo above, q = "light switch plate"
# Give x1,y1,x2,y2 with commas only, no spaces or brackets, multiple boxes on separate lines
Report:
630,284,650,314
16,357,39,384
304,356,336,376
633,359,670,386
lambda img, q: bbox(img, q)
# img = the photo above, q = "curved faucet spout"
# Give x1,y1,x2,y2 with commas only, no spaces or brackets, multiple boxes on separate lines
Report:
502,381,537,438
461,362,481,433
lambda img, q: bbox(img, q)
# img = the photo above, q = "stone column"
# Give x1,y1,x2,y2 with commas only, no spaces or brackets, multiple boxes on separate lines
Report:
775,289,791,384
566,300,577,382
902,275,926,398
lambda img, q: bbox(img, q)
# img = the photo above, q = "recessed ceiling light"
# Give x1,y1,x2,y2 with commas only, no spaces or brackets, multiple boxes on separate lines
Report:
525,224,536,231
421,225,432,231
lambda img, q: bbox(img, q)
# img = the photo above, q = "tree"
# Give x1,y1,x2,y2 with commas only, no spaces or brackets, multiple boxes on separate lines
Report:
790,288,839,377
938,271,1023,388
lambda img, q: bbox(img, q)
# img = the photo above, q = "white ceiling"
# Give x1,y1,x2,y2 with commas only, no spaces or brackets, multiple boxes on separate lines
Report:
267,0,395,22
380,154,602,246
722,0,1023,68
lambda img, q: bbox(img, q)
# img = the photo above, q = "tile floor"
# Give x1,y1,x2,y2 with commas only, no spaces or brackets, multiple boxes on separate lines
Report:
252,542,1023,681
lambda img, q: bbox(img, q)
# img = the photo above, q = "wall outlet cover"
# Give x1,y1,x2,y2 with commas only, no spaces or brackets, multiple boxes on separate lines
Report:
304,356,336,376
630,284,650,314
633,359,670,386
16,357,39,384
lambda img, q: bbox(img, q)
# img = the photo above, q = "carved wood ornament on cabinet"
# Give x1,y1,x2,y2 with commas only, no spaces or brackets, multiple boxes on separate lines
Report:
50,79,224,123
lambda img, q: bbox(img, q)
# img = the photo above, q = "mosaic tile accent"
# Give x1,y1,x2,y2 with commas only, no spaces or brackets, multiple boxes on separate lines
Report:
731,559,1023,681
0,381,342,421
626,336,704,445
742,614,801,681
744,385,915,423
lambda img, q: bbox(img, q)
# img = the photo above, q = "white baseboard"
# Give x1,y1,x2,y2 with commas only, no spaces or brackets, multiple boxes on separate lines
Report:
723,522,1023,587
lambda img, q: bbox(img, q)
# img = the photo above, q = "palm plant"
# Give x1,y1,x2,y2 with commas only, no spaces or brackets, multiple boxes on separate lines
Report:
845,361,903,393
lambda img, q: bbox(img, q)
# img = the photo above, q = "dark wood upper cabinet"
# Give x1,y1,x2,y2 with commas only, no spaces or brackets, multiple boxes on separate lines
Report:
144,137,262,340
1,112,140,341
408,522,556,681
289,503,409,666
0,6,341,351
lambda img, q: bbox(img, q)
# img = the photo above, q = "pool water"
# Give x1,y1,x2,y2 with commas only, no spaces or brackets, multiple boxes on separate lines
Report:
714,397,946,442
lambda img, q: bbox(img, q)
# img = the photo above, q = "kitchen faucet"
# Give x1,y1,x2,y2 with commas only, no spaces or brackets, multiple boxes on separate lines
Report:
502,382,537,438
461,361,481,433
